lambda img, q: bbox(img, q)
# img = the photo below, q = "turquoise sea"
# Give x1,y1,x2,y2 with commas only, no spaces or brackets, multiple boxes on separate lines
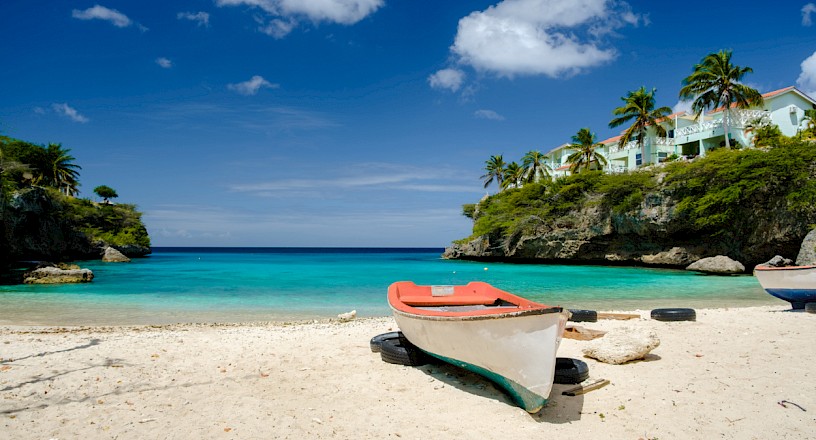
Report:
0,247,780,325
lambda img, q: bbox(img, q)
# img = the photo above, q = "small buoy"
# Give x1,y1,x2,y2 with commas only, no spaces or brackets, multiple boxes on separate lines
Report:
452,271,456,274
484,267,488,271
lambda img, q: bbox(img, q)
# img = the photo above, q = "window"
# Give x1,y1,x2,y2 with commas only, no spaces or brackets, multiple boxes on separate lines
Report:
635,153,642,166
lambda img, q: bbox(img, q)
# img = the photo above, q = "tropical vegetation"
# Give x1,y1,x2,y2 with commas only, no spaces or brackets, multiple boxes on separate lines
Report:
678,50,763,148
567,128,607,173
1,135,150,260
608,86,672,163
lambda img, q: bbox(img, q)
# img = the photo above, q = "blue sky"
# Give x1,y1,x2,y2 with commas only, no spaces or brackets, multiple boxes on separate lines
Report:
2,1,816,247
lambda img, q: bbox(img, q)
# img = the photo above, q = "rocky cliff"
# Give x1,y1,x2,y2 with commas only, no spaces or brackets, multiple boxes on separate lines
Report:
445,144,816,270
0,187,150,265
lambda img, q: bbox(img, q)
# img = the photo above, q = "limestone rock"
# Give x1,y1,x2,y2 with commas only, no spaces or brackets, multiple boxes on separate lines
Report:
796,229,816,266
337,310,357,322
641,247,700,266
686,255,745,274
756,255,794,268
103,246,131,262
581,326,660,365
24,266,94,284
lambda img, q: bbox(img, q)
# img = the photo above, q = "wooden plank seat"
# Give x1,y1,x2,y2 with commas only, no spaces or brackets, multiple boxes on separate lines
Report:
399,295,498,307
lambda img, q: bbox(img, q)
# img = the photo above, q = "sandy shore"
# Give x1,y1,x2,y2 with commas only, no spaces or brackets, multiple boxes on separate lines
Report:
1,306,813,439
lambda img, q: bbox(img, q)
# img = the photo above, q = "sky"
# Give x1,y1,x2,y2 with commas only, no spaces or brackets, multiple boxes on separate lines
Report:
2,1,816,247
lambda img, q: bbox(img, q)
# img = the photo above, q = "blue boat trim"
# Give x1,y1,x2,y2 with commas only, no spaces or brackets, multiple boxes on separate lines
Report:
422,351,548,413
764,288,816,309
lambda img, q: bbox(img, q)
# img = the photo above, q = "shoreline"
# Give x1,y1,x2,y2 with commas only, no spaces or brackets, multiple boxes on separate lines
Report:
1,305,813,439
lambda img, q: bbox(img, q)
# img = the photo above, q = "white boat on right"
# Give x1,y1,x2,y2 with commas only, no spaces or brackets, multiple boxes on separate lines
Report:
753,265,816,309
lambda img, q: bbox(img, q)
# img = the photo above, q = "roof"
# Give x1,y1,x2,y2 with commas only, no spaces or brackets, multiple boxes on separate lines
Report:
555,164,572,171
705,86,815,115
546,143,572,154
599,135,622,145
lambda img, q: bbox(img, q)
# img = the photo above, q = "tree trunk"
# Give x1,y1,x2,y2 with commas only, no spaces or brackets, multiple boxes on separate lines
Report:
723,108,731,148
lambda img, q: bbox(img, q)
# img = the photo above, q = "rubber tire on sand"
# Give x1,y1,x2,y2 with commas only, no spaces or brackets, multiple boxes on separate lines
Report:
651,308,696,322
380,338,429,366
805,303,816,314
370,331,403,353
554,357,589,385
568,309,598,323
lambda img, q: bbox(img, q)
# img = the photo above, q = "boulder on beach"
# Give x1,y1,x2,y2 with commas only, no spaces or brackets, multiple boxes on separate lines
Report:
686,255,745,274
582,326,660,365
756,255,794,268
337,310,357,322
24,266,94,284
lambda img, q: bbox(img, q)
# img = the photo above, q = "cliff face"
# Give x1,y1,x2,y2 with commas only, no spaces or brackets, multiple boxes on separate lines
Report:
0,187,150,264
444,164,815,270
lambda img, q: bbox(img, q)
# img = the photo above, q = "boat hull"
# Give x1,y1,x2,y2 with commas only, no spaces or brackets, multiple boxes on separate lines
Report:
754,265,816,309
391,306,568,412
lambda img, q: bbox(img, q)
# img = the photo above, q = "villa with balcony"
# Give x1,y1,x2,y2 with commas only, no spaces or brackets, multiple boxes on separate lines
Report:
546,86,816,175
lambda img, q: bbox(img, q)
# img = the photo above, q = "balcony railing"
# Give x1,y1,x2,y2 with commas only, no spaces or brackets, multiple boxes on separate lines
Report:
674,109,770,137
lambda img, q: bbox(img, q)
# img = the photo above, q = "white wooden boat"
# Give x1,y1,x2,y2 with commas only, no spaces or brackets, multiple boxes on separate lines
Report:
388,281,568,412
754,265,816,309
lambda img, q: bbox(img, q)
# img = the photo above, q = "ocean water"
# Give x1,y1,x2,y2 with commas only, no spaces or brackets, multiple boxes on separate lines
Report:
0,247,779,325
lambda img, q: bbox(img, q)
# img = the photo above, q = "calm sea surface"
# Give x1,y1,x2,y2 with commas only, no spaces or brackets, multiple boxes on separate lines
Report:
0,247,780,325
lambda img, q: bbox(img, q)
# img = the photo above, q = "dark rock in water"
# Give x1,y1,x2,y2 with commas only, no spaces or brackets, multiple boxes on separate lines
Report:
757,255,794,268
23,266,94,284
796,229,816,266
686,255,745,274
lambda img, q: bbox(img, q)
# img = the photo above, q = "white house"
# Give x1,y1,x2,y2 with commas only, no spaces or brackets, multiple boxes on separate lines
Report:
546,86,816,175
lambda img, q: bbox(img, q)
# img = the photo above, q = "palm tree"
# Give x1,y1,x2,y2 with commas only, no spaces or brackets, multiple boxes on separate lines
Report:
521,150,550,183
802,109,816,139
501,162,525,190
480,155,506,192
38,143,81,196
679,50,763,148
566,128,608,173
609,87,672,167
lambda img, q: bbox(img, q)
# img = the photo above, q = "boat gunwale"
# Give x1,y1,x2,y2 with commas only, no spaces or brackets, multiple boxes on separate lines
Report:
754,265,816,272
390,304,564,322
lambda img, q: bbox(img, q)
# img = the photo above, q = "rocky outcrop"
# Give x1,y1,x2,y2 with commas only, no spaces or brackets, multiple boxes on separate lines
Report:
445,177,813,271
23,266,94,284
756,255,794,268
686,255,745,275
102,246,131,262
581,326,660,365
796,229,816,266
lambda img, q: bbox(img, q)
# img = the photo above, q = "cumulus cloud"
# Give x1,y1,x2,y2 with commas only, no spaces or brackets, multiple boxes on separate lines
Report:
672,99,693,114
72,5,133,27
177,11,210,27
797,51,816,98
52,103,89,123
227,75,279,95
803,3,816,26
215,0,383,38
447,0,643,78
474,109,505,120
428,68,466,91
155,57,172,68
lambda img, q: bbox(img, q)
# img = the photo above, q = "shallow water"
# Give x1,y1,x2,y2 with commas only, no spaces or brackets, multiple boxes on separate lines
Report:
0,247,781,325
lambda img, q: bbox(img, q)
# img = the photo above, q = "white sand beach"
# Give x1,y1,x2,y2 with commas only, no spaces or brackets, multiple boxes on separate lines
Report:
1,306,814,439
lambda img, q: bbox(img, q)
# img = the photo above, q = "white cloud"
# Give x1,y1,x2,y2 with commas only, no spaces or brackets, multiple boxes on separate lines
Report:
215,0,383,37
155,57,172,68
72,5,133,28
51,103,89,123
803,3,816,26
672,99,693,114
447,0,643,78
177,11,210,27
474,109,505,120
227,75,279,95
797,51,816,98
428,68,465,91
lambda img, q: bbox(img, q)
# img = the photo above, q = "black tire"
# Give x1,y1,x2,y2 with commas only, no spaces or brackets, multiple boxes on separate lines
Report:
380,337,429,366
805,303,816,314
554,357,589,384
568,309,598,323
370,331,403,353
651,308,696,322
